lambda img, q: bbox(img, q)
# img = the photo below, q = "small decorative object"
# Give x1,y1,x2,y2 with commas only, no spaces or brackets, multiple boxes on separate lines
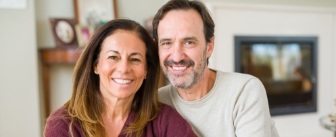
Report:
330,99,336,125
75,25,94,47
328,113,336,124
73,0,118,29
319,113,336,136
50,18,77,47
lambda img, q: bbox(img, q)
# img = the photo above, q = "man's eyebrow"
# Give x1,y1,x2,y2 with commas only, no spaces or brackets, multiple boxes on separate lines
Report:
159,38,170,43
158,37,198,44
183,37,197,41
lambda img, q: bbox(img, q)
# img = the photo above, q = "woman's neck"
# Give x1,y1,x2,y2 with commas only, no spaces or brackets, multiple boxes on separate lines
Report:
103,96,133,121
102,97,134,137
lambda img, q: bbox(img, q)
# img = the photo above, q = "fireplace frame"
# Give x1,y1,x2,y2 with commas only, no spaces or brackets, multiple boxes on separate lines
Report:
234,36,318,116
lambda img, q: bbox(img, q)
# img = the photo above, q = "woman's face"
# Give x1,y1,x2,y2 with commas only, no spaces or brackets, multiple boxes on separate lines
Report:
95,30,147,100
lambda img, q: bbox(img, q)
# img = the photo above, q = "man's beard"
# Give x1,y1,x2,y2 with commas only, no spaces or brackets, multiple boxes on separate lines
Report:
162,49,207,89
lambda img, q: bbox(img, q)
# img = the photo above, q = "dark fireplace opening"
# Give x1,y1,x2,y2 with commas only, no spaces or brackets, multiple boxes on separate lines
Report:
234,36,318,116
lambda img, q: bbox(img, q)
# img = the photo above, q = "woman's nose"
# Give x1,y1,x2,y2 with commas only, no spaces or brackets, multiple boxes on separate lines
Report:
116,59,130,73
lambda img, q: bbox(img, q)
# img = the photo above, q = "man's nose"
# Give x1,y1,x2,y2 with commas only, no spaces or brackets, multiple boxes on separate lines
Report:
171,44,185,62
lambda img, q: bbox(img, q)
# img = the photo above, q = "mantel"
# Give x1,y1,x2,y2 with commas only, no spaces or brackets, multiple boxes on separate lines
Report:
40,47,83,64
39,46,83,117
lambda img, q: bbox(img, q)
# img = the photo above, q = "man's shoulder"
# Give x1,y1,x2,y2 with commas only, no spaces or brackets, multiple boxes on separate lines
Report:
216,71,258,83
214,71,264,95
159,83,172,91
158,85,175,106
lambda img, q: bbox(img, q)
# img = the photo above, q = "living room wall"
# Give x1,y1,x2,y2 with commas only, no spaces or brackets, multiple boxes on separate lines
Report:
0,0,41,136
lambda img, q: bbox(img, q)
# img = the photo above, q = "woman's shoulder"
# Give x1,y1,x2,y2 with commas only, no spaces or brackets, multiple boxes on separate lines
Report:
47,106,71,123
44,107,75,136
158,103,181,117
154,103,197,136
159,103,174,111
156,103,190,127
51,106,69,116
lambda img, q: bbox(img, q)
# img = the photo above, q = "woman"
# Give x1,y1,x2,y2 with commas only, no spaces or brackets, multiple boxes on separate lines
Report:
44,19,197,137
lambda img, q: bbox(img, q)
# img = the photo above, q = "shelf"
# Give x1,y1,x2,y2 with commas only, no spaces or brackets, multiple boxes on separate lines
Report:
39,46,83,117
39,47,83,64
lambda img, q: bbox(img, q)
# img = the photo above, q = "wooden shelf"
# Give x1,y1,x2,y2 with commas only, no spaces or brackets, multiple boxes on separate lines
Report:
40,47,83,64
39,46,83,117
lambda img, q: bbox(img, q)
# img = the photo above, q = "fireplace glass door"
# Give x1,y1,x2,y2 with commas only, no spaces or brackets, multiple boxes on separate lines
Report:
235,36,318,116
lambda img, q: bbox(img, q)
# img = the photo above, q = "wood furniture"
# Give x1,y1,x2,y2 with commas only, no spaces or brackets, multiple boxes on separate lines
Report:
39,47,83,116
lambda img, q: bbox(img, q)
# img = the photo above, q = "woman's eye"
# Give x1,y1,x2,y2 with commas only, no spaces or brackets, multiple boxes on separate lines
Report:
129,58,143,65
108,56,118,60
130,58,141,63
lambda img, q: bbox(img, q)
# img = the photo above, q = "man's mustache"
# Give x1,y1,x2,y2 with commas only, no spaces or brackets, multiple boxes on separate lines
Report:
164,59,195,67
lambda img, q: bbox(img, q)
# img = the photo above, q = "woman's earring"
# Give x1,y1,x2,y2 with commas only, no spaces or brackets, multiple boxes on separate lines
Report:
94,71,98,74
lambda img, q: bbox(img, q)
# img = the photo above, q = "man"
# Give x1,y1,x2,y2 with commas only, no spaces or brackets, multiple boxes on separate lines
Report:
152,0,280,136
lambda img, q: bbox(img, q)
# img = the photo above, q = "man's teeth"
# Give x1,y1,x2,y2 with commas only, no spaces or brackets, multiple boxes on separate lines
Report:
114,79,131,84
172,66,186,71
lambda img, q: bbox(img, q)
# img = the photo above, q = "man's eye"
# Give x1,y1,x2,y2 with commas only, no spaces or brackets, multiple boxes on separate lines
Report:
162,42,170,45
186,40,195,45
184,40,196,48
160,42,171,48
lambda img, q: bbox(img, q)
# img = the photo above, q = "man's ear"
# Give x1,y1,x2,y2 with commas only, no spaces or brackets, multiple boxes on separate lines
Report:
206,37,215,58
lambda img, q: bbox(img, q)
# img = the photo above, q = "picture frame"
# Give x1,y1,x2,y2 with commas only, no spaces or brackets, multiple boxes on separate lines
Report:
73,0,118,29
50,18,77,47
75,25,94,47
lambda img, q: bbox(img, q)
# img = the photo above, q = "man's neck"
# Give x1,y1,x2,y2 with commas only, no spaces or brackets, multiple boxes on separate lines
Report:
177,69,216,101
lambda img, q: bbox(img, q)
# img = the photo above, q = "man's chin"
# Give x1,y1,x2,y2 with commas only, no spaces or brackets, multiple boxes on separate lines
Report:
168,78,189,88
172,82,192,89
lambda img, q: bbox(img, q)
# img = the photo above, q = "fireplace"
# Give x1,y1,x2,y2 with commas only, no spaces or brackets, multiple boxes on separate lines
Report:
234,36,318,116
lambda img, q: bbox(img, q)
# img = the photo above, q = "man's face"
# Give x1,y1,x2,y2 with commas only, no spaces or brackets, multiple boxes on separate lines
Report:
157,9,213,89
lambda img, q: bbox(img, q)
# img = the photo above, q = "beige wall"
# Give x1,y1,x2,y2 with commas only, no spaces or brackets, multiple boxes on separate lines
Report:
0,0,41,136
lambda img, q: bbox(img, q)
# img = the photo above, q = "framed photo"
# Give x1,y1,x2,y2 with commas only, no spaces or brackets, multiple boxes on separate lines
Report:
50,18,77,47
73,0,118,29
75,25,94,47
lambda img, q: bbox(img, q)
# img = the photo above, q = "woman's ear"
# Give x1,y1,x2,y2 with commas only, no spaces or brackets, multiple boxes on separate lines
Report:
94,61,99,74
144,71,147,79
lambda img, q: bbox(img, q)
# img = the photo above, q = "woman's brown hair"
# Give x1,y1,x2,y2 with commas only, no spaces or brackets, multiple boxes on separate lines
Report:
65,19,161,137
